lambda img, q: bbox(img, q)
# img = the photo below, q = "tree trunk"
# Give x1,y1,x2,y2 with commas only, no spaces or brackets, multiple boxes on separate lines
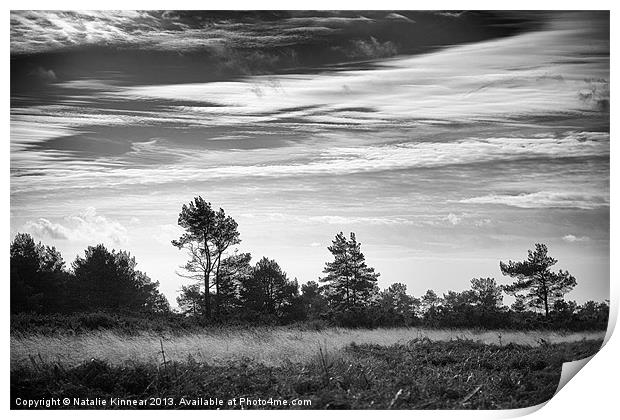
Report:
204,271,211,321
203,233,211,321
343,248,350,310
215,255,221,320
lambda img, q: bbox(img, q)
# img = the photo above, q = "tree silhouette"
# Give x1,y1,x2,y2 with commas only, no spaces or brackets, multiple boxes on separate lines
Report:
576,300,609,328
320,232,379,313
420,289,442,324
172,196,240,321
177,283,204,317
72,244,167,313
212,210,241,318
376,283,419,326
470,278,503,308
217,252,252,317
300,280,328,320
440,290,476,326
145,288,172,314
239,257,299,321
469,277,503,323
10,233,66,313
500,243,576,317
511,296,527,313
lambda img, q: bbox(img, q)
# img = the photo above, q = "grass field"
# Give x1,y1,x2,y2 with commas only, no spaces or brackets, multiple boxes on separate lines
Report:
11,332,603,409
11,327,605,368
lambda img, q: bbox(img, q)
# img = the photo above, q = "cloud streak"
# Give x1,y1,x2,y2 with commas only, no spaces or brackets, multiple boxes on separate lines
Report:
563,234,590,242
460,191,609,210
113,16,608,125
11,131,609,193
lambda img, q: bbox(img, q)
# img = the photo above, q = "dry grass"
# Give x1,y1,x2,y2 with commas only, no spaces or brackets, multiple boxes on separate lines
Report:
11,327,605,369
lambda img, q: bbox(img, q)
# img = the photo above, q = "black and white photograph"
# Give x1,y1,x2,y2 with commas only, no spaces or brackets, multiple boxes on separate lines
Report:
9,9,611,410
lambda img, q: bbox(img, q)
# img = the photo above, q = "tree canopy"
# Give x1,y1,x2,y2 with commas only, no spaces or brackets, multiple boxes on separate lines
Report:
172,196,240,320
10,222,604,331
72,244,169,313
500,243,576,317
320,232,379,313
10,233,169,315
375,283,420,326
10,233,66,313
239,257,301,321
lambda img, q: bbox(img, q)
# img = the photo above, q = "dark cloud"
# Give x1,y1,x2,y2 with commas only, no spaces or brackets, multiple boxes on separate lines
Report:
11,10,545,94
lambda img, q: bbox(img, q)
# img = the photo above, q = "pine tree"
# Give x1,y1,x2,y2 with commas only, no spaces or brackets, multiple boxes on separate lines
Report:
469,277,503,311
177,283,204,317
511,295,527,313
172,196,240,321
300,281,328,320
420,289,441,322
72,244,167,313
376,283,419,326
239,257,299,320
320,232,379,313
217,252,252,317
10,233,66,313
500,243,576,317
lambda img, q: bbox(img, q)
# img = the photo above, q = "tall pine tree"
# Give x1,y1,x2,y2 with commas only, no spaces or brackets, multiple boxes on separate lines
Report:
320,232,379,314
172,196,240,321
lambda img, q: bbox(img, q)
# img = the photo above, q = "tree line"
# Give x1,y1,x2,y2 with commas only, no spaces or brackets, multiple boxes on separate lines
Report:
10,234,169,315
10,196,609,330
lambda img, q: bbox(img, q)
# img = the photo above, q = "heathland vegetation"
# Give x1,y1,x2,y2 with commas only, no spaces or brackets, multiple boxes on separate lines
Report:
12,338,602,409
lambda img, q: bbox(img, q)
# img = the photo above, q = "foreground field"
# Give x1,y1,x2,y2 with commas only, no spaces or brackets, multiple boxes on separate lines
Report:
10,327,605,368
12,338,602,409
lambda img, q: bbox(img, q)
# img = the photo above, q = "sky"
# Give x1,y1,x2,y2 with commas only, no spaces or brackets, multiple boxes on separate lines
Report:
10,11,609,306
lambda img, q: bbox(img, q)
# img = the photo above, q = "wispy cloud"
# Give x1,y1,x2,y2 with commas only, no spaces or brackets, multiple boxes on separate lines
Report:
11,131,609,193
308,215,416,226
460,191,609,210
9,11,387,55
113,18,608,125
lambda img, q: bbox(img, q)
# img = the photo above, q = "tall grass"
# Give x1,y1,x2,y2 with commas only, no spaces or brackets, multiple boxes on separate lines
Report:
11,327,605,368
13,339,604,409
